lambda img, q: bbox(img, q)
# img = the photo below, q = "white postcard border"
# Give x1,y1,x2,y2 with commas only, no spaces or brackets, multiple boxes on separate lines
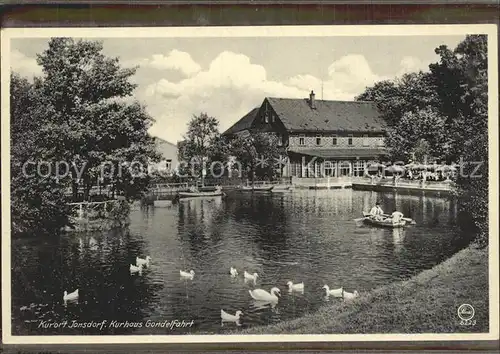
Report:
1,24,498,345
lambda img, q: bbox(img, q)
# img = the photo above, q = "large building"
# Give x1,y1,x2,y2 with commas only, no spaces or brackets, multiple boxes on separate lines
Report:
223,91,387,178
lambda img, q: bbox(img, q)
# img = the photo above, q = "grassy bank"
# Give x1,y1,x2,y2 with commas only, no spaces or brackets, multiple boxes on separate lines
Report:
238,245,489,334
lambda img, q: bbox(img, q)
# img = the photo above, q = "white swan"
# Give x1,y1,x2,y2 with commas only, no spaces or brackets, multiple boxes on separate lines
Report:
323,285,343,297
136,256,151,267
244,271,258,282
249,287,280,302
343,290,359,301
130,264,143,274
287,281,304,292
63,289,79,302
230,267,238,277
180,270,195,279
220,309,243,324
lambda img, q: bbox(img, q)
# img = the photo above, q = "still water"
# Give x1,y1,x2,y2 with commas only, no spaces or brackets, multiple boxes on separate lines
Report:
12,189,472,335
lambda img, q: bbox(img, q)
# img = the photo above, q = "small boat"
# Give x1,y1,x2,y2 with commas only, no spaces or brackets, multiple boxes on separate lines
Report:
178,189,223,198
362,212,407,228
240,185,274,192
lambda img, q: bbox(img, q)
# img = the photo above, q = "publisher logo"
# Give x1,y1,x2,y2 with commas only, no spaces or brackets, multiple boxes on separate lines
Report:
457,304,475,321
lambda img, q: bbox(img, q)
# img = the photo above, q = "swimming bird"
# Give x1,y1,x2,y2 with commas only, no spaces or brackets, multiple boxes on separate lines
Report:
249,287,280,302
130,264,143,274
323,285,343,297
136,256,151,267
343,289,359,301
220,309,243,324
244,271,258,282
180,270,195,279
230,267,238,277
63,289,79,303
287,281,304,292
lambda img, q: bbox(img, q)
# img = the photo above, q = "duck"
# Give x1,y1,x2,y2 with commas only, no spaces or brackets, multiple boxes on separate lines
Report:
63,289,79,302
323,285,343,297
343,289,359,301
287,281,304,292
244,271,258,282
136,256,151,267
180,270,195,279
130,264,143,274
220,309,243,324
230,267,238,277
249,287,280,302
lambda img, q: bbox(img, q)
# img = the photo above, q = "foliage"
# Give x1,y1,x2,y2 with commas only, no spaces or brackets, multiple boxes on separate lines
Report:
10,73,70,235
177,112,220,182
227,132,285,182
356,72,438,127
358,34,489,246
11,38,161,236
385,107,448,163
33,38,160,201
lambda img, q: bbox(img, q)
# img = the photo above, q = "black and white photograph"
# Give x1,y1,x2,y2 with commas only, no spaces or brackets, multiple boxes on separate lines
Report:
1,25,498,344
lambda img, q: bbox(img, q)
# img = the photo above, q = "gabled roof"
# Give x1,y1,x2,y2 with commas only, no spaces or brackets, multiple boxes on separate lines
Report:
267,97,386,133
223,107,260,135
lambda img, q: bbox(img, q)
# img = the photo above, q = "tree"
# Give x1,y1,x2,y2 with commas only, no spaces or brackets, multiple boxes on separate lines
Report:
356,72,438,127
178,112,220,185
10,72,70,235
431,35,488,246
228,132,284,183
384,107,448,163
35,38,159,200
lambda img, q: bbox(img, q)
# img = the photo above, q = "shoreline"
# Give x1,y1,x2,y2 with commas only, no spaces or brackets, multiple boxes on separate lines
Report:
235,243,488,334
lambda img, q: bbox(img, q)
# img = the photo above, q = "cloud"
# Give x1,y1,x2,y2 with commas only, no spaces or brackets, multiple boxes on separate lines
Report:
10,50,43,78
134,49,201,76
137,51,423,143
397,56,430,76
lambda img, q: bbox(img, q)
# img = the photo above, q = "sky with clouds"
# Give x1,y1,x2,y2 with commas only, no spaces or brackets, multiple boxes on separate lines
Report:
11,35,464,144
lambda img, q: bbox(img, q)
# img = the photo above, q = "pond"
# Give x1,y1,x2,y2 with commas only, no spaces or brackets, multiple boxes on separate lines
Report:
11,189,473,335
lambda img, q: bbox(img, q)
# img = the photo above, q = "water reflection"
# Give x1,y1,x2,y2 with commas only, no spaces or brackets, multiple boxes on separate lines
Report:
12,189,472,335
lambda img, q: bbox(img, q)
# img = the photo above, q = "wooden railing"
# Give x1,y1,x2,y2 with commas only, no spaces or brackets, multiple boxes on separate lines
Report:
67,200,119,221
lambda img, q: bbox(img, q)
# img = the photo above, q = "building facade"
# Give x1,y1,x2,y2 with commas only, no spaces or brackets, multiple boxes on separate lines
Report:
152,138,178,176
223,91,387,178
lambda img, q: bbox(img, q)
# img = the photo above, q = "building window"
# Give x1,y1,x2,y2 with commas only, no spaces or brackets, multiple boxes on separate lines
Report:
353,160,366,177
316,136,322,146
264,113,269,123
299,135,305,146
165,159,172,171
277,134,283,146
271,114,275,123
339,161,351,176
363,134,369,146
332,135,337,145
348,134,353,146
324,161,336,177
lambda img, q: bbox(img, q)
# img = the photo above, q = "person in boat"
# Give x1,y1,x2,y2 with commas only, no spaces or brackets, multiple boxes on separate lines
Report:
390,209,405,225
369,202,384,221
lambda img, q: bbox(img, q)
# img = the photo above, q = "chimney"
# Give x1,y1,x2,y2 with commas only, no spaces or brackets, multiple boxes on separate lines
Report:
309,90,316,109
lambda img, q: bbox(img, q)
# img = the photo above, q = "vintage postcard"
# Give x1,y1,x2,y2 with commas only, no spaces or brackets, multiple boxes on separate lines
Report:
1,24,498,345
